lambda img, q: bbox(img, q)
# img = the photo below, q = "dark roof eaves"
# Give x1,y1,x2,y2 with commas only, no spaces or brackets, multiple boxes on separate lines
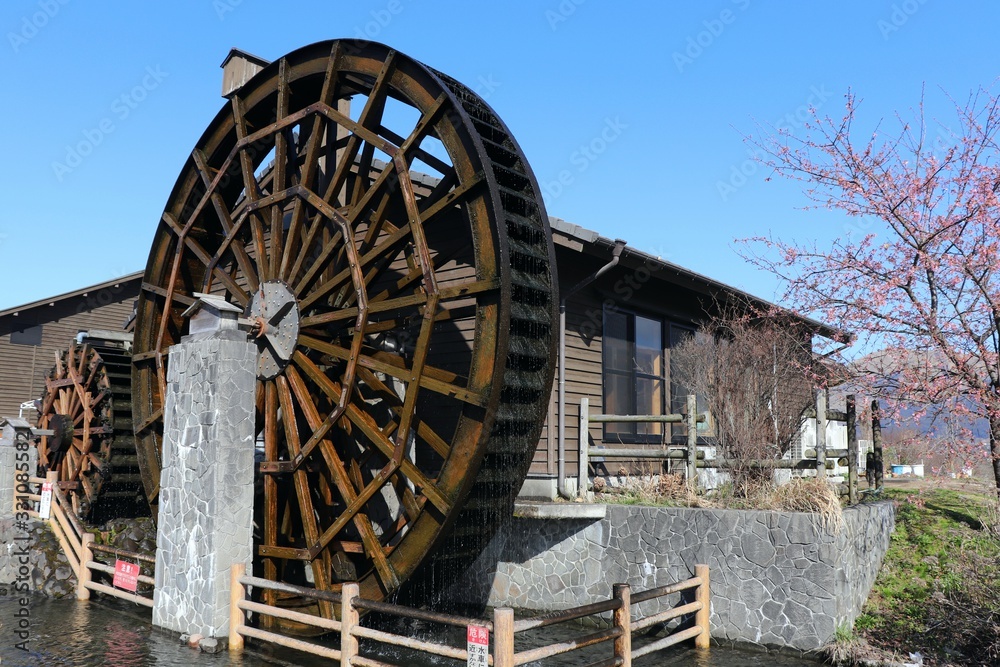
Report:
0,271,143,318
550,216,845,341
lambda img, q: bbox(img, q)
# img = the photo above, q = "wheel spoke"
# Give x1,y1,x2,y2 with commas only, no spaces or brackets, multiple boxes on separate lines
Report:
322,51,397,214
191,149,260,294
301,277,498,329
298,220,411,311
355,366,451,459
230,95,271,283
161,212,250,306
272,378,336,616
292,351,452,515
284,364,401,588
298,335,483,407
298,170,484,312
267,59,291,281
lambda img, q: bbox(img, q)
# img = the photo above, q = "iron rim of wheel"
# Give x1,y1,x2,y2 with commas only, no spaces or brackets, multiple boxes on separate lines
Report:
131,39,556,609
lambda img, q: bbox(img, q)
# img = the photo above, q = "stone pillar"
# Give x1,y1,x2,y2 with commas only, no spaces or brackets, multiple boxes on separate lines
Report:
0,419,37,519
0,419,37,589
152,326,256,639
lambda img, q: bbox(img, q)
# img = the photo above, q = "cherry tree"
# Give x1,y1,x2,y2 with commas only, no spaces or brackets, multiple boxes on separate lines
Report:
740,87,1000,497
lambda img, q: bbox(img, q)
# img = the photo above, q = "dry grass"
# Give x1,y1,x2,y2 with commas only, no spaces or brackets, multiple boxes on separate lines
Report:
594,470,699,506
595,472,845,533
764,478,845,532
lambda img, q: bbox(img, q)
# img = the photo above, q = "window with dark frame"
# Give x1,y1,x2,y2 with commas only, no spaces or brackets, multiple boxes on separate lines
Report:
602,309,709,443
10,324,42,346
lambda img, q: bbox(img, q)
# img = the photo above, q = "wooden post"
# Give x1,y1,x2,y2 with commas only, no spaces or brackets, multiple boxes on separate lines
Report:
341,582,360,667
847,394,858,504
76,533,93,601
228,562,246,651
493,607,515,667
694,564,711,650
686,394,698,492
579,397,589,499
815,389,827,479
871,399,884,491
613,584,632,667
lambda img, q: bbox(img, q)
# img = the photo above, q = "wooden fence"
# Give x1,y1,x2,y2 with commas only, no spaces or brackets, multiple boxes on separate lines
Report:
16,471,154,607
229,563,711,665
580,392,881,503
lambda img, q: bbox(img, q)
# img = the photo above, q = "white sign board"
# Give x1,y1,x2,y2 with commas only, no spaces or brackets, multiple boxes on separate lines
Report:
38,482,53,520
467,625,489,667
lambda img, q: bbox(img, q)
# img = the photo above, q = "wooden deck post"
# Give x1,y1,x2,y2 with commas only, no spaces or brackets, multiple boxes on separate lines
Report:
815,389,827,478
686,395,698,492
228,562,245,651
579,397,589,499
694,564,710,649
613,584,632,666
341,582,360,666
847,394,858,504
493,607,515,667
871,399,883,491
76,533,93,601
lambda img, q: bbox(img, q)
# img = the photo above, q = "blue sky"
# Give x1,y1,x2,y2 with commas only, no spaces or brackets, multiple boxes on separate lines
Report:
1,0,996,312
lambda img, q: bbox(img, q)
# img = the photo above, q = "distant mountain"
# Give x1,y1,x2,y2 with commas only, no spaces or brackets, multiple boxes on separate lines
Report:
830,347,991,440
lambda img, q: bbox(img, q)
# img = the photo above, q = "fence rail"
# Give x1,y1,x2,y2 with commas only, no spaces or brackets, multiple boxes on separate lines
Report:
14,470,154,607
229,562,711,666
580,392,878,502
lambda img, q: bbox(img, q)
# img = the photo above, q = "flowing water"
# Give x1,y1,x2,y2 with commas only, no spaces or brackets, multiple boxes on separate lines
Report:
0,596,823,667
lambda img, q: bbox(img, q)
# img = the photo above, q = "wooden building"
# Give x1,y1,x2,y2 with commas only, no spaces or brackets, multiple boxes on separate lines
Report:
521,218,841,499
0,273,141,419
0,218,837,498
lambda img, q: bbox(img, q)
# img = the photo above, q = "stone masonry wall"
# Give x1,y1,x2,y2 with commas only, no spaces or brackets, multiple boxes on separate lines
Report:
445,501,894,651
152,334,256,639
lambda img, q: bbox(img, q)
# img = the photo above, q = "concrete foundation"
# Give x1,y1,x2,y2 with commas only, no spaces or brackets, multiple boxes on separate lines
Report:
152,331,256,638
446,501,895,651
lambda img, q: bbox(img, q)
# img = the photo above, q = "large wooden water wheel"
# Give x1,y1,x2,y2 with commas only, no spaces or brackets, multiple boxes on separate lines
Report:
37,333,146,522
131,39,557,610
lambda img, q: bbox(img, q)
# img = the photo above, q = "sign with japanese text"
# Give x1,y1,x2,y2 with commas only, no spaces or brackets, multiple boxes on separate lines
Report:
467,624,489,667
113,559,140,592
38,482,52,520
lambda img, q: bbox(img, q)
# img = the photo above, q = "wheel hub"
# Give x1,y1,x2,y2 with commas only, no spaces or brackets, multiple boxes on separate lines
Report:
249,281,301,380
49,414,74,454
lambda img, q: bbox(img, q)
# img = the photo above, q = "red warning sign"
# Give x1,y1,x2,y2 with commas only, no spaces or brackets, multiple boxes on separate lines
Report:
113,559,140,592
466,625,489,666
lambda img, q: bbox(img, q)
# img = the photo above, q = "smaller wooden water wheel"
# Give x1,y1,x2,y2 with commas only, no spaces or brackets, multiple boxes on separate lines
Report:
37,333,147,522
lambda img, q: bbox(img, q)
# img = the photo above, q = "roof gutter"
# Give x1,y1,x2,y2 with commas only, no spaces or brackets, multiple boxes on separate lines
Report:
558,239,626,499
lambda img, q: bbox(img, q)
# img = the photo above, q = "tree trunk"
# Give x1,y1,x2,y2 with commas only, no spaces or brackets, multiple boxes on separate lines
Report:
990,413,1000,500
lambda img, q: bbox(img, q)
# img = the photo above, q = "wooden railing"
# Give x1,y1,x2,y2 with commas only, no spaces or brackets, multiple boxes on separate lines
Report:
18,473,86,576
229,562,711,665
580,393,872,496
495,565,709,666
582,395,707,493
228,563,491,663
15,471,154,607
78,539,155,607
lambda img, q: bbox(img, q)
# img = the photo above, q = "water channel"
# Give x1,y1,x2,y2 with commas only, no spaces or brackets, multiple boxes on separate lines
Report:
0,596,823,666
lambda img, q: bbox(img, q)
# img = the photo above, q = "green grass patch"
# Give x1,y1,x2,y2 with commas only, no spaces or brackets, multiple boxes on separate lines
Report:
856,487,1000,665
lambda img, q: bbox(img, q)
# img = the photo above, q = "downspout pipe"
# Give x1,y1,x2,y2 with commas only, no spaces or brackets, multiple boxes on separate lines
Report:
558,239,626,499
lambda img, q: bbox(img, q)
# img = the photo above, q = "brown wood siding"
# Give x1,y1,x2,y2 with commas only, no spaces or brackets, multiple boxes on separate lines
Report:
528,290,604,476
0,281,139,419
